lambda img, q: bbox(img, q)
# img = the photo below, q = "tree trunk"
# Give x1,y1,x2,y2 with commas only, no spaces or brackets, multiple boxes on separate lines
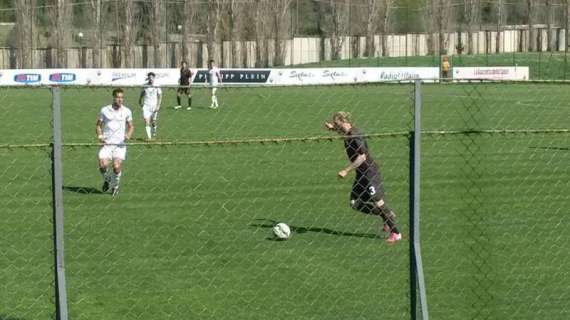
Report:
50,0,71,68
151,0,163,67
207,0,221,63
437,0,453,55
424,0,436,55
496,0,506,53
89,0,102,68
182,0,195,65
564,0,570,52
16,0,35,68
380,0,394,57
546,0,555,51
254,0,267,67
120,0,136,68
528,0,537,51
271,0,293,66
364,0,377,57
323,0,348,60
228,0,241,67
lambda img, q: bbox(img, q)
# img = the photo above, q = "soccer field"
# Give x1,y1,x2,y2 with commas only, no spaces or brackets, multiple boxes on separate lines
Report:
1,82,569,319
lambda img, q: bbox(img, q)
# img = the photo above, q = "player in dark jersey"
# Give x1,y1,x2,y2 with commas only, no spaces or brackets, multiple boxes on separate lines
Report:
174,61,193,110
325,112,402,243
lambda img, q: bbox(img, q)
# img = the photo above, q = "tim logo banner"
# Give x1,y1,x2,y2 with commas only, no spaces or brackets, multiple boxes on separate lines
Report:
14,73,41,84
193,70,271,83
49,73,77,83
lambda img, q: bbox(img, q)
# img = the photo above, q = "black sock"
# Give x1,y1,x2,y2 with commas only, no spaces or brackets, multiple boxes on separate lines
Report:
373,206,400,234
177,96,181,106
188,97,192,107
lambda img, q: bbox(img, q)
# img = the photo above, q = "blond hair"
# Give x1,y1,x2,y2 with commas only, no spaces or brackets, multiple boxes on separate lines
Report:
332,111,352,124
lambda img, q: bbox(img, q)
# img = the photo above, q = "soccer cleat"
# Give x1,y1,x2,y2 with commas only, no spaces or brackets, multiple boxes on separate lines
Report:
102,180,110,193
186,106,192,110
174,105,182,110
111,186,119,198
386,232,402,243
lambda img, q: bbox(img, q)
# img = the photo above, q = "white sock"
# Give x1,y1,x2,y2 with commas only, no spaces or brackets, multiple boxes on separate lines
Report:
112,171,122,188
213,96,218,107
211,96,215,106
145,126,152,139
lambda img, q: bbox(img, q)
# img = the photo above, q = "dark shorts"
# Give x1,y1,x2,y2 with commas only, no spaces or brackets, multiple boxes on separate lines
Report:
177,86,191,95
350,174,385,204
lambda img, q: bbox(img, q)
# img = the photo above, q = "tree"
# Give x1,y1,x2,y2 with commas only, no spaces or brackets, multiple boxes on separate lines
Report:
495,0,507,53
151,0,164,67
118,0,136,67
436,0,454,55
49,0,72,67
269,0,293,66
364,0,379,57
464,0,480,55
226,0,243,67
207,0,222,63
567,0,570,55
378,0,395,57
15,0,35,68
253,0,270,67
88,0,102,68
181,0,196,65
527,0,537,52
423,0,437,55
320,0,350,60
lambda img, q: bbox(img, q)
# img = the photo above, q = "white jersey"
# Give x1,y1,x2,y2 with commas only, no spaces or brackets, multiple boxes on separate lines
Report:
98,105,133,145
207,67,222,86
142,84,162,110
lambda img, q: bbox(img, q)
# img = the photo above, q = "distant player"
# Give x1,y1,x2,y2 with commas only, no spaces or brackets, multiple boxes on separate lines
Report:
139,72,162,140
324,112,402,243
96,88,134,198
174,60,193,110
207,59,222,109
441,55,451,80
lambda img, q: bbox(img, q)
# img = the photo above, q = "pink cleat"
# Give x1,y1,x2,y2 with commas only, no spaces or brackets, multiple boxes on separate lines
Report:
386,232,402,243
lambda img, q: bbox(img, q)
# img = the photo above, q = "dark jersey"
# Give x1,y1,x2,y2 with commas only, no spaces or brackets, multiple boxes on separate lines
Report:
344,128,379,179
179,68,192,85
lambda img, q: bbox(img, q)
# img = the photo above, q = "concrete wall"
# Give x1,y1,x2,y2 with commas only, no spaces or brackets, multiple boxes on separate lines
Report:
0,28,567,69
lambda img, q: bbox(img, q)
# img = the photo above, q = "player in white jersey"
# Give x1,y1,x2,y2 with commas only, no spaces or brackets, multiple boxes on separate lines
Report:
96,88,134,197
139,72,162,139
207,60,222,109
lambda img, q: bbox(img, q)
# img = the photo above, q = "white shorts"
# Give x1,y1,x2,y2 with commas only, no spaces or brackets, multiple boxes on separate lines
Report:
98,145,127,161
142,105,158,120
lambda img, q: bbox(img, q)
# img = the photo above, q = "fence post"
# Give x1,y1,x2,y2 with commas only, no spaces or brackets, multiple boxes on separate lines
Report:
410,80,428,320
52,87,69,320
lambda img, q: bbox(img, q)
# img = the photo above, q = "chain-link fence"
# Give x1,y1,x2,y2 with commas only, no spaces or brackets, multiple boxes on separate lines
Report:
2,81,569,319
421,82,570,319
0,88,55,319
1,1,570,77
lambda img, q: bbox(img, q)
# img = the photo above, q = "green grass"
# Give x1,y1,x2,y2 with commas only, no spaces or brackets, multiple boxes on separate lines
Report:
294,52,570,80
1,83,569,319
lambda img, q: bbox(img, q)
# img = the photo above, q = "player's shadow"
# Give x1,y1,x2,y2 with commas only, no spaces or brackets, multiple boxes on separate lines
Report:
250,218,380,241
63,186,103,195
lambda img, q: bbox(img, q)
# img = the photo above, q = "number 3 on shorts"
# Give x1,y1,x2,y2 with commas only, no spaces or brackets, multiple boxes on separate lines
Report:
368,186,376,195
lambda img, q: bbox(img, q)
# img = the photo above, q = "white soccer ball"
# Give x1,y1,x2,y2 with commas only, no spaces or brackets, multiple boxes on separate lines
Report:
272,222,291,240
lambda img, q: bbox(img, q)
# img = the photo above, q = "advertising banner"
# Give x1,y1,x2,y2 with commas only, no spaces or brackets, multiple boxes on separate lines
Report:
452,67,529,81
